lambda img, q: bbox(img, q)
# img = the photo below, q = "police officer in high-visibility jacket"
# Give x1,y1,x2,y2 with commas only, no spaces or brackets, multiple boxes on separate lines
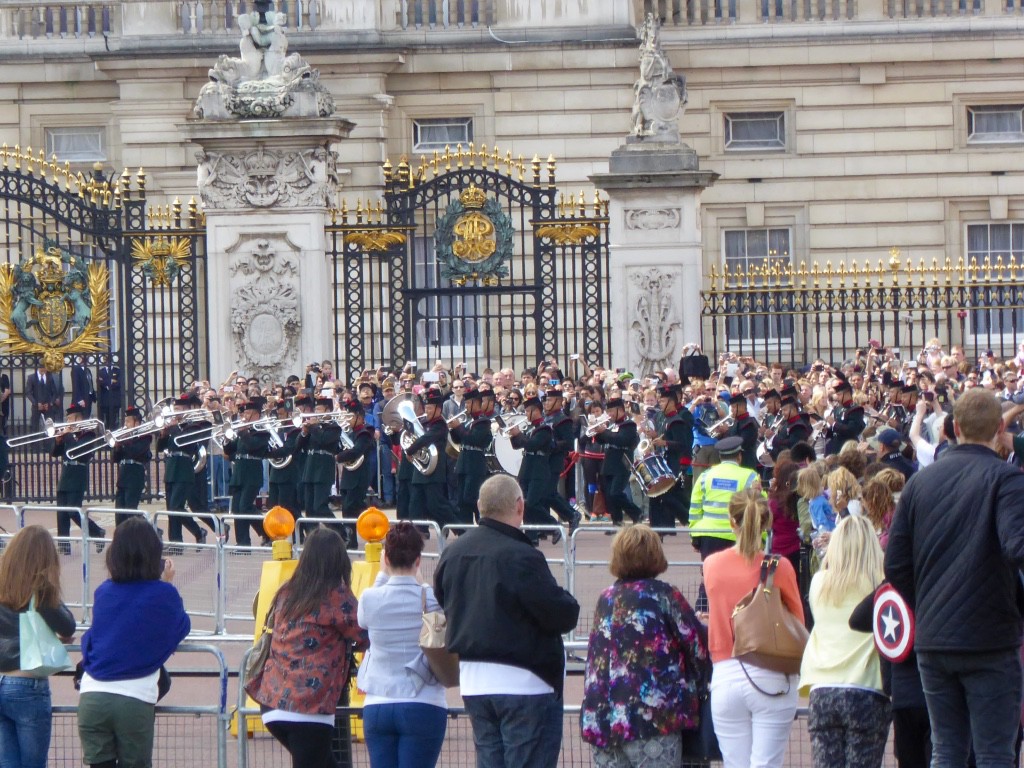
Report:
689,436,761,610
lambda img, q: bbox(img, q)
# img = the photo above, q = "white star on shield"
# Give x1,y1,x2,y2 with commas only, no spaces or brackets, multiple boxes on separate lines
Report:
882,606,901,642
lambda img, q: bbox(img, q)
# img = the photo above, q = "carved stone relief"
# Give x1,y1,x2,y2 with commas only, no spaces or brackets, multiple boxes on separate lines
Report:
624,208,682,231
627,267,682,377
196,146,337,210
228,235,302,382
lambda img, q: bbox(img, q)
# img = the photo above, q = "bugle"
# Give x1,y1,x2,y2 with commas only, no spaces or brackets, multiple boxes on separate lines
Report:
497,413,531,438
584,414,619,438
707,416,735,436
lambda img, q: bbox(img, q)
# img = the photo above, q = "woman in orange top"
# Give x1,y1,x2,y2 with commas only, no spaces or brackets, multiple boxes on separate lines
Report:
703,488,804,768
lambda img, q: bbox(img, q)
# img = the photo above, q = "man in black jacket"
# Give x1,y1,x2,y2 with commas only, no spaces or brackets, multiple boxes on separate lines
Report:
434,474,580,768
885,388,1024,767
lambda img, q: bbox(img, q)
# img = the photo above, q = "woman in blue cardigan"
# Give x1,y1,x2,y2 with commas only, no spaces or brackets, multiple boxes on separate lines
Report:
77,518,190,768
358,521,448,768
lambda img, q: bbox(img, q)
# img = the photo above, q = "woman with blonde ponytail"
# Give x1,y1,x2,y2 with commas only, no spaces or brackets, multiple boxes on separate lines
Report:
798,515,890,768
703,488,804,768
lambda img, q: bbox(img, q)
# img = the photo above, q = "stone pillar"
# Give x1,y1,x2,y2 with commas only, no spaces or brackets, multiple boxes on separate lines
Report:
181,118,353,386
591,145,717,377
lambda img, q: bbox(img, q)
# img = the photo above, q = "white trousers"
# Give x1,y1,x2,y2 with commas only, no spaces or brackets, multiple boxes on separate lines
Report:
710,658,798,768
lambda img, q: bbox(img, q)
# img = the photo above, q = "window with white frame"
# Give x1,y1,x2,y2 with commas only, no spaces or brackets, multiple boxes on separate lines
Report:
412,237,480,350
44,126,106,162
965,222,1024,336
723,228,794,343
967,105,1024,144
724,111,786,152
413,117,473,153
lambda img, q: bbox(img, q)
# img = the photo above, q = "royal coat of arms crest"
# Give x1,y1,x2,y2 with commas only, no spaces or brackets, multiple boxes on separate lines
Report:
0,243,110,372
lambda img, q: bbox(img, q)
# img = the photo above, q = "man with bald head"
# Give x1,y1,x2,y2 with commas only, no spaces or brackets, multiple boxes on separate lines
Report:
434,474,580,768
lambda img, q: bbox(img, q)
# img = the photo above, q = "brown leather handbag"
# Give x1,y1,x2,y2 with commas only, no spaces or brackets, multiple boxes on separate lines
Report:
731,556,808,676
419,587,460,688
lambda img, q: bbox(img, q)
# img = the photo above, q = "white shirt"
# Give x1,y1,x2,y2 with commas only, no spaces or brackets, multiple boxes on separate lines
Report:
458,661,554,696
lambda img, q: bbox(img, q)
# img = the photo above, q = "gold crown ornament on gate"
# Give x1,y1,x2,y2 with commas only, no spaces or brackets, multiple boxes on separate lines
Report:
0,242,110,372
434,184,513,287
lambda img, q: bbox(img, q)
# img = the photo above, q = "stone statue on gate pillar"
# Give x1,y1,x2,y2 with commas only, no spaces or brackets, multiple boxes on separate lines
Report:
183,0,353,386
629,14,687,144
591,13,718,373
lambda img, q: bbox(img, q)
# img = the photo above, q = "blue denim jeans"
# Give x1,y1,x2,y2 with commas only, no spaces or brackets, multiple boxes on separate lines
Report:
918,648,1022,768
363,702,446,768
463,693,563,768
0,675,52,768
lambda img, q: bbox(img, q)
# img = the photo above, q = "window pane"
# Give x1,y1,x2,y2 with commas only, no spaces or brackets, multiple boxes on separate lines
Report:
723,227,793,343
725,112,785,151
413,118,473,152
967,106,1024,143
965,222,1024,335
44,127,105,162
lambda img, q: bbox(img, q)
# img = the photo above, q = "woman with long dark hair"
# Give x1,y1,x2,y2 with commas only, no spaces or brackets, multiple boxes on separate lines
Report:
768,461,802,577
0,526,76,768
246,528,369,768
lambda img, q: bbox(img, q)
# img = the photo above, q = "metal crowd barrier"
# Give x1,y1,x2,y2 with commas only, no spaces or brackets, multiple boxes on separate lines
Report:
49,643,230,768
1,502,710,637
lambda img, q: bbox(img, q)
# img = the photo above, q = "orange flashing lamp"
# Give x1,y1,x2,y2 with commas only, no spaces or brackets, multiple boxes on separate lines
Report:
357,507,389,565
263,505,296,561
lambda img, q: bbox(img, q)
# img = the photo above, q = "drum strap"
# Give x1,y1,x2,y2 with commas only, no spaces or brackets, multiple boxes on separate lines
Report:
560,450,583,478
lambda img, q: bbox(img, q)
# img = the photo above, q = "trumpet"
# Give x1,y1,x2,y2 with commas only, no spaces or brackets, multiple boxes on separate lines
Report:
446,412,470,427
7,417,104,447
584,414,619,437
498,413,531,438
707,416,735,436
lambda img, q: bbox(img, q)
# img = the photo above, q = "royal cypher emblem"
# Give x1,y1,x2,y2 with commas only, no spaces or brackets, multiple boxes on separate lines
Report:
0,243,110,372
434,184,513,287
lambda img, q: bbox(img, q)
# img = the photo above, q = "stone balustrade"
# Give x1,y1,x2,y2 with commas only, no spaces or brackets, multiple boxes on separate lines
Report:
0,0,1019,41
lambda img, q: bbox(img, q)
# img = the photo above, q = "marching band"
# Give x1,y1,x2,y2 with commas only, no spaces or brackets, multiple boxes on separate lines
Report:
7,342,992,548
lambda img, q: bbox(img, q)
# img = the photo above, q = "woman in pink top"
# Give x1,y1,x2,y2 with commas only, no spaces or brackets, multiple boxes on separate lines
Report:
703,488,804,768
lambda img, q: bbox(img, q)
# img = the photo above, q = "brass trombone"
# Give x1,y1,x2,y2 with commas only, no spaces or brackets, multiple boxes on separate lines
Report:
290,411,351,429
7,418,104,448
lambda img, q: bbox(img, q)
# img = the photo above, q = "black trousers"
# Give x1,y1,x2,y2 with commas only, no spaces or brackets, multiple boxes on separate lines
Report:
268,481,300,519
301,482,345,541
165,480,210,542
893,707,931,768
396,478,411,520
543,470,576,524
410,482,458,530
519,474,557,528
230,482,266,546
265,721,337,768
457,471,486,524
602,472,641,525
56,490,103,538
648,477,690,528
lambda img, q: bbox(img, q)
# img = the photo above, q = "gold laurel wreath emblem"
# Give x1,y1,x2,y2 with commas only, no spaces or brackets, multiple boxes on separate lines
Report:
0,261,110,372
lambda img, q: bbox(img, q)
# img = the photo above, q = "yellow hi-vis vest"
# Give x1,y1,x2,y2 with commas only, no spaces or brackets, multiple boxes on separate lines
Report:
688,460,760,541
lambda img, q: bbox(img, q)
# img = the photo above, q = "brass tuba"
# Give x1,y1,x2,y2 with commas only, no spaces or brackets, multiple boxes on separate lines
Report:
395,399,439,475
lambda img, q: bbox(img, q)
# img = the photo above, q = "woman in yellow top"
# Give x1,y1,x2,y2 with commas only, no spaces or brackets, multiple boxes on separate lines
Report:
799,515,891,768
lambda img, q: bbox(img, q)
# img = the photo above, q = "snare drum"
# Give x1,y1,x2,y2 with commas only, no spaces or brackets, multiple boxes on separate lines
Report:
756,440,774,468
631,454,677,498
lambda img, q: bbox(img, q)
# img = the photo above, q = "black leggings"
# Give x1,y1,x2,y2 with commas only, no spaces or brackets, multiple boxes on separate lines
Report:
265,720,337,768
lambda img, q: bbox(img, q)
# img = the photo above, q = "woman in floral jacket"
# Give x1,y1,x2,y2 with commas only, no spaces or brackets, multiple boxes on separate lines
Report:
581,524,710,767
245,528,369,768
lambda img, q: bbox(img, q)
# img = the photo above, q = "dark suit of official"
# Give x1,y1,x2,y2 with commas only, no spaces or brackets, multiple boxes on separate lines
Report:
97,364,121,429
71,364,96,419
26,371,62,433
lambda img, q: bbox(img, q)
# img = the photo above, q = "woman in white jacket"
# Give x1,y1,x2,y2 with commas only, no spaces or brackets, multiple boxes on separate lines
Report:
358,522,448,768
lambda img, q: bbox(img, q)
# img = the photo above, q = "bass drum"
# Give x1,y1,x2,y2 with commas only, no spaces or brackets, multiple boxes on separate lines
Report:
492,433,523,477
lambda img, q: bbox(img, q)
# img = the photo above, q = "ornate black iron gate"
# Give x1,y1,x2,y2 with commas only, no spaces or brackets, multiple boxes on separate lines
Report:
0,147,208,501
330,147,610,382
